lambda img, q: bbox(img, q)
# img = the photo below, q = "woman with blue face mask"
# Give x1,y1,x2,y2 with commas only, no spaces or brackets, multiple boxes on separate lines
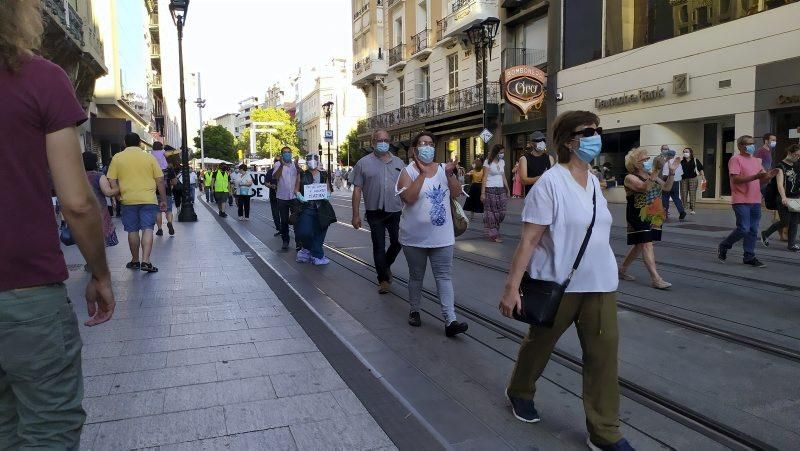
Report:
498,111,634,451
294,153,336,265
396,131,469,337
619,148,680,290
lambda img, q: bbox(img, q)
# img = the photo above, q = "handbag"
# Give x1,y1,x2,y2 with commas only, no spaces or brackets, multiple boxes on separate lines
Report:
451,197,469,237
512,187,596,327
787,198,800,213
59,222,76,246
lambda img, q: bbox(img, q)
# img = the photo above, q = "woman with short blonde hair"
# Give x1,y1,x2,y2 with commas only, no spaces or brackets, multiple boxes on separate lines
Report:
619,148,680,289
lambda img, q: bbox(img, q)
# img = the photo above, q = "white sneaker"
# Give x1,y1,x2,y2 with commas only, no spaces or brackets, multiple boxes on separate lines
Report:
238,216,244,221
312,256,330,266
690,210,696,215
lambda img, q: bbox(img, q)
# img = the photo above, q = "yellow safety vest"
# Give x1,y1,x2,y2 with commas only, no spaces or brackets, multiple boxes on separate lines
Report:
213,171,229,192
203,172,213,186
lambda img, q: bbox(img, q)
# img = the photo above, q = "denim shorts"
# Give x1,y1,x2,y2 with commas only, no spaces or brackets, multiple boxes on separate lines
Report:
121,204,158,232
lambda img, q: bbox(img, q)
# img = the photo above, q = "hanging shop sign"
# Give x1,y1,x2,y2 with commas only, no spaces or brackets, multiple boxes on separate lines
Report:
502,65,547,118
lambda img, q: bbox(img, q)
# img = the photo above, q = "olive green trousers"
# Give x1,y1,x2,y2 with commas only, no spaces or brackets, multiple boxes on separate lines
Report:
507,291,623,446
0,284,85,450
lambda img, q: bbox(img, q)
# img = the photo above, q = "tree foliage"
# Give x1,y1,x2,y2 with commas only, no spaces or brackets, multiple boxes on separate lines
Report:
193,125,236,162
339,120,368,168
235,108,300,159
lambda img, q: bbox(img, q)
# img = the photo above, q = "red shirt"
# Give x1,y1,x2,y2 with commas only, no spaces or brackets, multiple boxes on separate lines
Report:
0,56,87,291
728,153,763,205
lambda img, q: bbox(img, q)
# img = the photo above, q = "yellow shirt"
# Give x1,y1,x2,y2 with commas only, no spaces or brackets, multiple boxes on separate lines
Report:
471,168,484,183
107,147,163,205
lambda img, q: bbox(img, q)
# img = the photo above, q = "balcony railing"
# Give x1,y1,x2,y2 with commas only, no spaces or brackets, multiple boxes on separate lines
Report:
388,43,405,66
150,44,160,57
150,75,162,89
367,82,500,131
502,48,547,68
66,4,84,44
353,2,369,20
412,29,430,55
387,0,401,7
450,0,473,13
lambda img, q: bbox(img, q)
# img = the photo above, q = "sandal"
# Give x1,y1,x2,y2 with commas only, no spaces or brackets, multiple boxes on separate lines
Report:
618,270,635,281
140,262,159,273
652,278,672,290
126,261,140,270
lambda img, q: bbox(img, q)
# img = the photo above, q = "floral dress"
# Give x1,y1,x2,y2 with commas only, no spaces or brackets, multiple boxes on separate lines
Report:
625,174,663,245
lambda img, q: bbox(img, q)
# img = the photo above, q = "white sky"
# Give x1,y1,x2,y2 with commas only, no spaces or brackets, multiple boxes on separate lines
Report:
181,0,353,120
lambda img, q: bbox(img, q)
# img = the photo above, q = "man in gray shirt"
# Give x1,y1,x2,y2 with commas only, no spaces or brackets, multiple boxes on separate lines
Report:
352,130,405,294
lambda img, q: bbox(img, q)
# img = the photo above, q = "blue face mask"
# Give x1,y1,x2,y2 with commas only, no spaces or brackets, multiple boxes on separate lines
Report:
282,152,292,163
576,134,602,163
417,145,435,164
745,144,756,155
375,142,390,153
642,159,653,172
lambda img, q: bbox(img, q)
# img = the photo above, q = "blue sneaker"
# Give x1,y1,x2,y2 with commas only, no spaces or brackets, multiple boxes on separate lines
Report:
296,249,311,263
505,389,540,423
586,437,635,451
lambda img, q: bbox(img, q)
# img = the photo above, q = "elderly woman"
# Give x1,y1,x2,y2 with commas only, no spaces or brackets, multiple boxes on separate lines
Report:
294,153,335,265
498,111,634,451
619,150,680,289
397,131,469,337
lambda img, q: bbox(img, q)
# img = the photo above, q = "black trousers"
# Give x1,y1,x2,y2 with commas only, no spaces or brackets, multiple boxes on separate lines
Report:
764,204,800,247
237,195,251,218
269,195,281,230
277,199,299,246
365,210,402,282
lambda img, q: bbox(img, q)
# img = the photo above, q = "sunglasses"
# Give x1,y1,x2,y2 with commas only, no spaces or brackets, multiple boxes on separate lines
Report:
305,155,320,160
570,127,602,138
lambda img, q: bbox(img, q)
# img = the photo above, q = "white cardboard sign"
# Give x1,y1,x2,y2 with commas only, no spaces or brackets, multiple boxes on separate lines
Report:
304,183,327,201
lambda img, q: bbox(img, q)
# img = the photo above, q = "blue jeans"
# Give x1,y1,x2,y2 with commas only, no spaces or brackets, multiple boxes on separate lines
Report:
720,203,761,261
296,208,328,259
662,181,685,215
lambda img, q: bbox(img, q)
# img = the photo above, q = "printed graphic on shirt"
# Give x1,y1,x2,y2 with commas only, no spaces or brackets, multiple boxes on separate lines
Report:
426,184,448,226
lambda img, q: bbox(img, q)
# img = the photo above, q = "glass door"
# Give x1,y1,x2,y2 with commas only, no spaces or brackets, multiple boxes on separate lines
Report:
702,123,717,198
720,127,736,197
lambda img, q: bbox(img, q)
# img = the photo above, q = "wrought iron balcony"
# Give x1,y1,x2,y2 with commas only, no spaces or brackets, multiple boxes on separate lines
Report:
436,18,448,42
411,29,431,56
353,51,387,85
66,4,84,44
387,0,401,7
502,48,547,68
388,43,405,67
366,82,500,131
439,0,498,41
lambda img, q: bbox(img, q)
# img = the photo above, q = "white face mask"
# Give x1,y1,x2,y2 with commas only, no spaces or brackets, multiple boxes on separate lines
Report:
535,141,546,152
683,152,690,159
307,160,318,170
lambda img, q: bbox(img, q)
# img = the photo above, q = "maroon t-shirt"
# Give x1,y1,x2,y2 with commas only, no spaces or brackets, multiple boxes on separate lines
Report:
0,55,87,291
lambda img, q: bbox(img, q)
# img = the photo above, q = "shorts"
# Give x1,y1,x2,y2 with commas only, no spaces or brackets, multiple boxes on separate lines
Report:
214,192,228,204
158,193,174,211
121,204,159,232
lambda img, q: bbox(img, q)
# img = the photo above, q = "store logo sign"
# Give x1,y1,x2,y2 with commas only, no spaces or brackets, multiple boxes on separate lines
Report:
778,94,800,105
502,65,546,118
595,87,666,109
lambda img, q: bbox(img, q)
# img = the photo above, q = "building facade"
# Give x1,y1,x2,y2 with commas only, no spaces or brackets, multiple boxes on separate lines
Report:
299,58,367,169
210,113,238,138
352,0,506,167
235,96,261,137
556,0,800,201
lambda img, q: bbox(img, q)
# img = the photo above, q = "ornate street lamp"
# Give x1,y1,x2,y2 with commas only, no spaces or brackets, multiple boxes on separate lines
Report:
170,0,196,221
466,17,500,136
322,101,334,175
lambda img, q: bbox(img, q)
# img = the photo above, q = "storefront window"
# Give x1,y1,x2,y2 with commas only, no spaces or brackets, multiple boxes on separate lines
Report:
606,0,798,57
563,0,602,68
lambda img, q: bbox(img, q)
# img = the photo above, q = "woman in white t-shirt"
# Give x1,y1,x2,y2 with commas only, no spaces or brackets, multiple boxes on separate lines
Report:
481,144,511,242
498,111,632,451
396,131,469,338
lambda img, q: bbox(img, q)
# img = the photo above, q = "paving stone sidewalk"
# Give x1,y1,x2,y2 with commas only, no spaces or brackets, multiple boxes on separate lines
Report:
61,202,395,450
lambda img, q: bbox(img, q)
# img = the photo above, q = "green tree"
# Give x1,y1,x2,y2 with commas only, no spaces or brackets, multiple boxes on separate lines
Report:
339,120,368,167
237,108,300,159
193,125,236,162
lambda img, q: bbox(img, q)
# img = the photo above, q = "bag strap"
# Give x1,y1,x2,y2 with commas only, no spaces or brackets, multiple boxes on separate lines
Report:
567,185,597,281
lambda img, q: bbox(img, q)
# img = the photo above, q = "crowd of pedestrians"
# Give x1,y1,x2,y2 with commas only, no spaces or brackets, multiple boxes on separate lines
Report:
5,2,800,448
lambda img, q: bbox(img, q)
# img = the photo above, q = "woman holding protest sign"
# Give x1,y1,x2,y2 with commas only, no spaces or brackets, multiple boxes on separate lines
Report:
294,152,336,265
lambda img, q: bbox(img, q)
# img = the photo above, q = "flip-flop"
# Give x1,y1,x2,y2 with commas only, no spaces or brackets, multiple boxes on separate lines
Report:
126,261,140,270
140,262,159,273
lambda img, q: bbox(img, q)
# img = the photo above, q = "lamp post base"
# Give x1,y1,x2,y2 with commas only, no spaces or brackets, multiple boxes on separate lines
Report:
177,202,197,222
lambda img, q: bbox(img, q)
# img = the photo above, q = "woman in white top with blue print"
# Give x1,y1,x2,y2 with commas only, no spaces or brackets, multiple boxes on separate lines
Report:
396,131,469,337
498,111,633,451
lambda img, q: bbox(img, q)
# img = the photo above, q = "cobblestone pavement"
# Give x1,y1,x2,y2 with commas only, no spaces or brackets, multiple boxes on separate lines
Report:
62,203,395,450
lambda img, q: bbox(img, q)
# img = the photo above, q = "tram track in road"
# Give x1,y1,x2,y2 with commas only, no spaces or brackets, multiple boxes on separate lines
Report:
316,239,775,451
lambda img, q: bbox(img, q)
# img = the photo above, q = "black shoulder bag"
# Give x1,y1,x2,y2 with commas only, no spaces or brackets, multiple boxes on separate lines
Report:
513,187,597,328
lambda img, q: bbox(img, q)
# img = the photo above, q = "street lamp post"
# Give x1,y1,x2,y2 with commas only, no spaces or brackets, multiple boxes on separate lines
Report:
322,101,334,175
466,17,500,136
193,72,206,171
170,0,196,222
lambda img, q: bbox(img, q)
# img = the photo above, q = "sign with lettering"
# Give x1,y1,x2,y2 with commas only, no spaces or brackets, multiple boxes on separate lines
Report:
502,66,547,118
303,183,328,201
778,94,800,105
595,87,666,109
240,172,270,199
